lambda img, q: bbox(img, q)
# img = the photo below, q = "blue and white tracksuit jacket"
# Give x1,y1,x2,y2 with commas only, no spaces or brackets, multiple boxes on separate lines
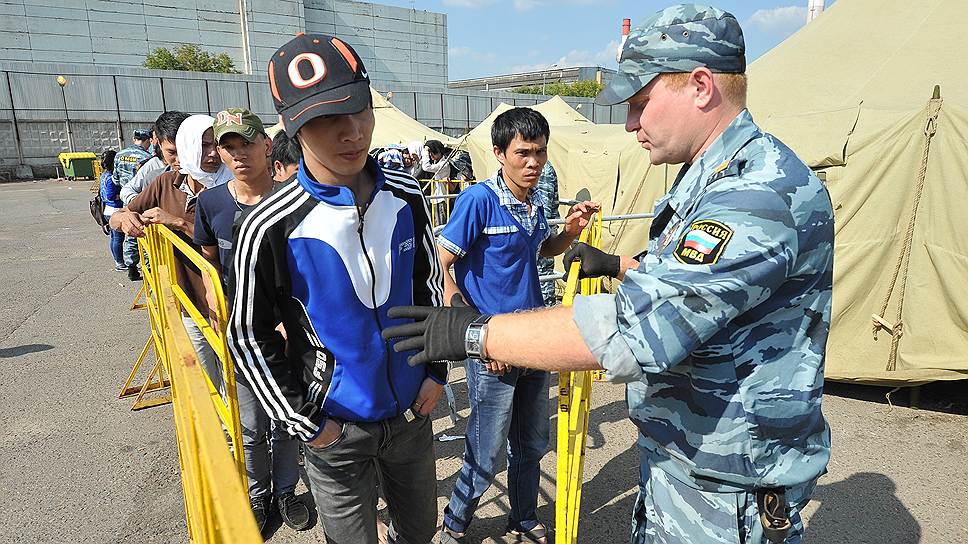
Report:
228,158,445,441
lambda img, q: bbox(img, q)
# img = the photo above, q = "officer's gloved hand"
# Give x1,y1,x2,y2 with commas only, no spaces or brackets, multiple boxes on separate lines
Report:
563,242,621,280
384,294,483,367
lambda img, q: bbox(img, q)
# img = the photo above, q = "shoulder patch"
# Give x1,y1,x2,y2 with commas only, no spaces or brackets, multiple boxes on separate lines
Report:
674,219,733,265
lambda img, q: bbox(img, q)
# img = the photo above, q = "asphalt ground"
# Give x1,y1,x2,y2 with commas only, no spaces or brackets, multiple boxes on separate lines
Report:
0,179,965,543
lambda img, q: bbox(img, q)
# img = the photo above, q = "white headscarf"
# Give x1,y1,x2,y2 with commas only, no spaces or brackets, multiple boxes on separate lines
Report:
176,114,233,188
407,140,423,157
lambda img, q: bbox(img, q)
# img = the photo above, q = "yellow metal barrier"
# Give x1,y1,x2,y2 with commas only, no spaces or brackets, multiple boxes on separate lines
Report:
119,242,172,409
158,274,261,543
145,224,245,482
118,225,249,518
556,214,603,544
421,179,474,228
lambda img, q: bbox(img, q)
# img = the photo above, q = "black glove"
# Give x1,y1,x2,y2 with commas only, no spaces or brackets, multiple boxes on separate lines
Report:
383,294,483,367
563,242,621,280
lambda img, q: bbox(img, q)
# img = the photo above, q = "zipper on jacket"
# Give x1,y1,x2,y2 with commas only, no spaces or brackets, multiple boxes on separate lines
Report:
356,201,401,415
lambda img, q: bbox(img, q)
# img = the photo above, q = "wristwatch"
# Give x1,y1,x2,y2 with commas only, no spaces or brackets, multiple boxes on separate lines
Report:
465,314,493,360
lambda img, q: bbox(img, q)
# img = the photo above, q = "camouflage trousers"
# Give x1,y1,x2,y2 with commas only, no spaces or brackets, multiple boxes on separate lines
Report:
631,454,813,544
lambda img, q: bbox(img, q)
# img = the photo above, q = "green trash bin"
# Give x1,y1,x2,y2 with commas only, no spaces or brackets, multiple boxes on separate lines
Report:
58,152,98,180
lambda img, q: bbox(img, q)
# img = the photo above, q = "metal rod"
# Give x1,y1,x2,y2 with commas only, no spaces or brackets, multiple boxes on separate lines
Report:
548,212,653,225
5,71,24,165
112,74,123,148
432,212,652,234
204,79,212,115
61,85,74,153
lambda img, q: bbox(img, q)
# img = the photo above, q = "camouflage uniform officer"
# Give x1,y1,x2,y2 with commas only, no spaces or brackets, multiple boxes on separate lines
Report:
383,4,833,543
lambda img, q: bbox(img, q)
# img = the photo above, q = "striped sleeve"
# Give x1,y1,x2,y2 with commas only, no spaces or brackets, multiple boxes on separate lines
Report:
226,182,324,441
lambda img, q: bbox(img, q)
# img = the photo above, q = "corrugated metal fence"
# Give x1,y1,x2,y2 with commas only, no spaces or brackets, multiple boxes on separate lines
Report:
0,61,628,175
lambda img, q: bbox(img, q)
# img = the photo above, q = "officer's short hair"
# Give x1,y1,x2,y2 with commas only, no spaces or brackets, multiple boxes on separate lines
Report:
491,107,550,153
153,110,191,144
658,72,747,108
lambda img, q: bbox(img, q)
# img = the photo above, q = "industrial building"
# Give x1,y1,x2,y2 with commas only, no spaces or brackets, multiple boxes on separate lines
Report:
0,0,631,177
449,66,615,93
0,0,448,87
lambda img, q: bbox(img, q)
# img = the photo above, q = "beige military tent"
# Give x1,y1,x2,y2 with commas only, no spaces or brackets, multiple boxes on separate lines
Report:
746,0,968,384
461,96,664,257
265,87,458,149
370,89,459,149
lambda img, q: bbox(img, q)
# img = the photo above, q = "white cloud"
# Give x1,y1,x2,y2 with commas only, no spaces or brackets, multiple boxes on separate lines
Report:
448,46,472,58
513,0,604,11
745,6,807,37
510,39,620,73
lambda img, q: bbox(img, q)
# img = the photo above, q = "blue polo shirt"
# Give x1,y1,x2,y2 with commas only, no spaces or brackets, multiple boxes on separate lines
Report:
438,173,552,314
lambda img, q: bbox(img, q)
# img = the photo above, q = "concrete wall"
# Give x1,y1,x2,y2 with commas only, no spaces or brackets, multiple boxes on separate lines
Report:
0,0,446,86
305,0,447,87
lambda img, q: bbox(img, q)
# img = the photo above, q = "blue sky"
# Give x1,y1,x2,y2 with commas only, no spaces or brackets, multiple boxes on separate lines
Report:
376,1,832,80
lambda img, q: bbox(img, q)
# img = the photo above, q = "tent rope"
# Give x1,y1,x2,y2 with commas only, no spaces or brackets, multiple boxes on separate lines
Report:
872,92,942,371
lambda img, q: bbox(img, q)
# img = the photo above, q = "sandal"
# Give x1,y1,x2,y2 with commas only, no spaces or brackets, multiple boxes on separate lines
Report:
438,527,465,543
506,521,551,544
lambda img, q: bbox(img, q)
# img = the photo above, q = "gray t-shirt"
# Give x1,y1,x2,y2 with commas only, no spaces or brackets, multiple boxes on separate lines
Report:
121,156,168,205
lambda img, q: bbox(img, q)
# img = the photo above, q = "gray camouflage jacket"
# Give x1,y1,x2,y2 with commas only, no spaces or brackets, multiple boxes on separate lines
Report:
574,109,833,492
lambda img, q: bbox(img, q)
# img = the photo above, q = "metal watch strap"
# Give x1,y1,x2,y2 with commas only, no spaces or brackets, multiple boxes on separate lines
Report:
465,314,492,360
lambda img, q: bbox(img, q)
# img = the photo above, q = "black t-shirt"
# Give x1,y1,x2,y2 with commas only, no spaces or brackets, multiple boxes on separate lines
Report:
194,183,254,299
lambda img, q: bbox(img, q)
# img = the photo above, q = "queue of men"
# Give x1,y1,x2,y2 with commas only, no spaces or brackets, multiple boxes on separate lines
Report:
99,4,832,543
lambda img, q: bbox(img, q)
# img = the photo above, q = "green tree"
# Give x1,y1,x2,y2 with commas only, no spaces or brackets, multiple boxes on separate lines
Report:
512,80,604,98
144,44,240,74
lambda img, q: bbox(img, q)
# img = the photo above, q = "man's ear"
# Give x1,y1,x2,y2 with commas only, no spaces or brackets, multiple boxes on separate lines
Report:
691,67,715,109
492,145,506,167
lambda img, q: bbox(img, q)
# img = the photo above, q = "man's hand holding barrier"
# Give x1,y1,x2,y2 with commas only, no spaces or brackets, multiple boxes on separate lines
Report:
383,294,483,367
563,242,621,280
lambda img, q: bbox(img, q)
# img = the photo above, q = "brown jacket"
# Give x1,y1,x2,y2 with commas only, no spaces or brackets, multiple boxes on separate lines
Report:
128,172,209,315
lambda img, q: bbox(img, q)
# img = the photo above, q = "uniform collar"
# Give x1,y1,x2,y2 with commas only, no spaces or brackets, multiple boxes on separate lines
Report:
296,156,385,207
662,109,760,219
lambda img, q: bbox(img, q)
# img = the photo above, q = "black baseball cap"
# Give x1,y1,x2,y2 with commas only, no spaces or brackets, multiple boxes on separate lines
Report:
269,33,371,137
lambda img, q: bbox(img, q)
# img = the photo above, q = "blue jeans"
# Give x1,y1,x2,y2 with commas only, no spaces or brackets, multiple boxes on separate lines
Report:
123,234,139,267
105,215,124,265
443,359,550,533
304,411,438,544
236,373,300,498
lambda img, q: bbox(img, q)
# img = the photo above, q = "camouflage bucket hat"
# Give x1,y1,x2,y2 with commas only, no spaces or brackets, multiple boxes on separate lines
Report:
596,4,746,106
213,107,266,143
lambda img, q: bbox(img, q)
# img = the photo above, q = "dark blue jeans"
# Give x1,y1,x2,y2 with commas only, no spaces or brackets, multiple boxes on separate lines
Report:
105,215,124,265
443,359,550,533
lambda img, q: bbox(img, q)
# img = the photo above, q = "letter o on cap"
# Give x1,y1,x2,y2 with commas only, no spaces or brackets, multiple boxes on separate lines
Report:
288,53,326,89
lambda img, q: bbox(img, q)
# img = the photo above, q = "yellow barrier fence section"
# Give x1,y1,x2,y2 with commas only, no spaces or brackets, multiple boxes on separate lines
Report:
556,214,603,544
119,224,256,542
159,275,261,543
421,179,474,228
